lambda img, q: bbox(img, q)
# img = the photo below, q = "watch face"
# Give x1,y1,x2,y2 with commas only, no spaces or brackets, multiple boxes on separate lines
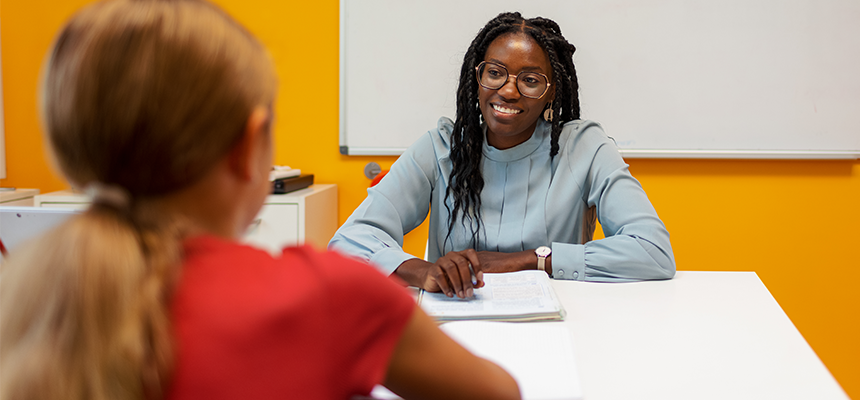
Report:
536,246,552,257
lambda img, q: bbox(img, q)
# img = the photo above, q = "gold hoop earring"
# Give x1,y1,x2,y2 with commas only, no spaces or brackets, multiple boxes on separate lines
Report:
543,101,554,122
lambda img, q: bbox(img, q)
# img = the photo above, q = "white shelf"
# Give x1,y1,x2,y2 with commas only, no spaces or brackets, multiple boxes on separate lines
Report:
0,188,40,206
34,184,338,253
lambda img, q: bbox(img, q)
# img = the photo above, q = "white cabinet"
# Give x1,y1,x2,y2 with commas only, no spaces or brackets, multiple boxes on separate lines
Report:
243,185,338,253
34,184,338,254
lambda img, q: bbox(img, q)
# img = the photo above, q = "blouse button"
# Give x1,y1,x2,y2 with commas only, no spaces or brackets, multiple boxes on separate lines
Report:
573,271,579,279
557,269,565,277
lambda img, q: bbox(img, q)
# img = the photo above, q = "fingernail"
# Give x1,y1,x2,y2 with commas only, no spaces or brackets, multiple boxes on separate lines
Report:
467,288,474,297
458,290,464,298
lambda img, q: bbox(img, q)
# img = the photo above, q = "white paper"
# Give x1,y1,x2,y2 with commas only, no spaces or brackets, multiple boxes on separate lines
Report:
370,321,582,400
441,321,583,400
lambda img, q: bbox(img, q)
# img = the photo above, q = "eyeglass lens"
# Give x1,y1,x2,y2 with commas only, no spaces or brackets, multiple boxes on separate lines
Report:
477,62,548,98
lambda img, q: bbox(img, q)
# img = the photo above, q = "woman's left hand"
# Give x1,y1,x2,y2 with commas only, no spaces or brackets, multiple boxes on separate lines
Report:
475,250,537,273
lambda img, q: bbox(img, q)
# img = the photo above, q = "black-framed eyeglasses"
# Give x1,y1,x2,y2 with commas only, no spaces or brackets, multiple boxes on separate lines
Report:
475,61,551,99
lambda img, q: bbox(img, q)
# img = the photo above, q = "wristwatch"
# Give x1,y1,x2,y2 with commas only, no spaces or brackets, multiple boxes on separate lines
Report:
535,246,552,272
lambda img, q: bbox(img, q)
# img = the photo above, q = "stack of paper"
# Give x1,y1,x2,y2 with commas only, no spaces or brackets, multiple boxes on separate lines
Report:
269,165,301,181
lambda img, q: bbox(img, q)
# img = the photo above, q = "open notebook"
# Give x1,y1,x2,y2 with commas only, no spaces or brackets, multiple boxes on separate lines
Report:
417,270,565,322
370,321,583,400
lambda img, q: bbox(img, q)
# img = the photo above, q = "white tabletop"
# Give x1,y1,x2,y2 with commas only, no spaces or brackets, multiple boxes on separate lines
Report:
551,271,848,400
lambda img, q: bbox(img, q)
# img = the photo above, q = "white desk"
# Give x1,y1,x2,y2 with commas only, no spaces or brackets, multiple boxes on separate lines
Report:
551,271,847,400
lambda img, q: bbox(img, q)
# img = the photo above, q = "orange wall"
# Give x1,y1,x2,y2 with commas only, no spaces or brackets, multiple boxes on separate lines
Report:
2,0,857,396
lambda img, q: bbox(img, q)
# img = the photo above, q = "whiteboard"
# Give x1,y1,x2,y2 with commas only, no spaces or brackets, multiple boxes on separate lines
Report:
1,26,6,178
340,0,860,159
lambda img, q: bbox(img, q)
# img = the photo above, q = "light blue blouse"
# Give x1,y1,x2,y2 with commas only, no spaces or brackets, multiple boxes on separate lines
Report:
329,117,675,282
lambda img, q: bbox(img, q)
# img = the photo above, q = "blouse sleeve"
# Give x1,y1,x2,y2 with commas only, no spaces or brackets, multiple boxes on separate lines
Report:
328,127,442,275
551,124,676,282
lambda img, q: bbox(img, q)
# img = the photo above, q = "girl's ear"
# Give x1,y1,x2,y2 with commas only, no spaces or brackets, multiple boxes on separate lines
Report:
227,107,270,182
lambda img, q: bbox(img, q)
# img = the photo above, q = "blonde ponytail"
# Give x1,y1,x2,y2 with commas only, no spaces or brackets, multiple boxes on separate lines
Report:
1,205,180,399
0,1,275,399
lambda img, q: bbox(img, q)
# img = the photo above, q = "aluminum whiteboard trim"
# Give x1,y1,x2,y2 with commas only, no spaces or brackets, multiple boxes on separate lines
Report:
341,147,408,156
618,150,860,160
338,0,348,155
342,147,860,159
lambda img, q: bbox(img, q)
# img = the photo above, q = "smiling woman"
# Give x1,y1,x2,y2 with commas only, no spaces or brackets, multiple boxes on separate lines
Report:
330,12,676,298
477,33,554,149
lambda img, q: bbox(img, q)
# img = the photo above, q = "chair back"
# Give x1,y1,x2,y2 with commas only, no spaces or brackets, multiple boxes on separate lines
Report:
581,206,596,244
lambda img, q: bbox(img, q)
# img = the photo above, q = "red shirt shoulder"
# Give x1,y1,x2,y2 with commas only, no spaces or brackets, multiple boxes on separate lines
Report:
168,236,414,400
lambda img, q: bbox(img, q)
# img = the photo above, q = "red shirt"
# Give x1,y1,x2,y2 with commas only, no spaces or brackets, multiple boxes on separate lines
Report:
167,236,414,399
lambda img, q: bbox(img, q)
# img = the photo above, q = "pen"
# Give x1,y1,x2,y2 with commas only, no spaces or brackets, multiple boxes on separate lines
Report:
468,263,478,285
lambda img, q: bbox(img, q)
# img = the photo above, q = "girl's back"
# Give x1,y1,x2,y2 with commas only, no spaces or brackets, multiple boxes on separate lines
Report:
170,237,413,399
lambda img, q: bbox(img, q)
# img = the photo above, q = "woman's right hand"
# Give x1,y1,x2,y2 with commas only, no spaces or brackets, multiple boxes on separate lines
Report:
395,250,484,298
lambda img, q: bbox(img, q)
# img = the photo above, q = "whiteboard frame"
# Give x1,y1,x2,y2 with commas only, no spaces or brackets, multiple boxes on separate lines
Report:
338,0,347,156
341,147,860,159
1,24,6,179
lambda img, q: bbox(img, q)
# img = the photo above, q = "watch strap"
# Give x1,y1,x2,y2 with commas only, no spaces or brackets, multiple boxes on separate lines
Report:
535,246,551,272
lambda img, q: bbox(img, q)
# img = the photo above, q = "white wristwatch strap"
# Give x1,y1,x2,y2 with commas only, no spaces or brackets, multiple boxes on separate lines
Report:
535,246,551,272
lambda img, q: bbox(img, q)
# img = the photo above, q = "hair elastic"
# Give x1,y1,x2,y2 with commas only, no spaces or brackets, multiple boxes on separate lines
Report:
84,182,131,211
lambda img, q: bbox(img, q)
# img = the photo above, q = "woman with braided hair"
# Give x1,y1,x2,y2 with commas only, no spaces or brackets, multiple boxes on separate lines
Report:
330,12,675,298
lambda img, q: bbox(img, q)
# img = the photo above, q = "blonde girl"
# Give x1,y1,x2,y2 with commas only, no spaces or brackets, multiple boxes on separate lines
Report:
0,1,519,399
